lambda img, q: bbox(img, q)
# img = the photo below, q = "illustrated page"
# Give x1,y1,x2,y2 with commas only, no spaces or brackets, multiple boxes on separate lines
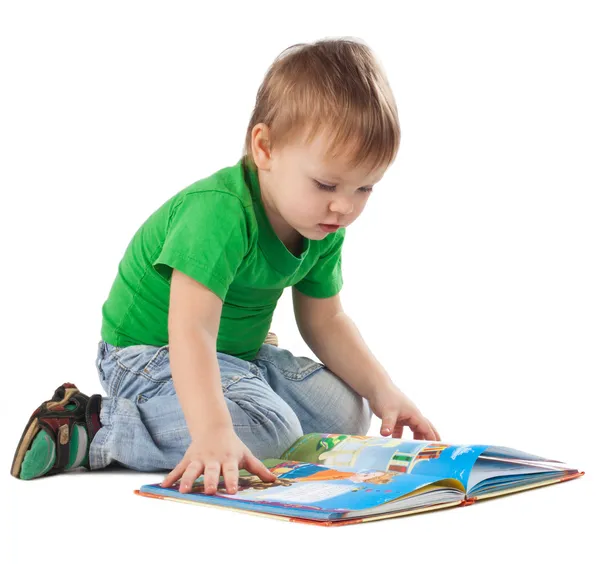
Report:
150,458,461,514
280,433,489,490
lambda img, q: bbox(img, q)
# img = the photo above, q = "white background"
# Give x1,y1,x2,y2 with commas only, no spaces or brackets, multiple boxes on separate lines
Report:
1,1,598,562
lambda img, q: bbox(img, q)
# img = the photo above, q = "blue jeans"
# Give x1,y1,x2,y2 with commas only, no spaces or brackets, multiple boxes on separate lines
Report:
89,341,372,471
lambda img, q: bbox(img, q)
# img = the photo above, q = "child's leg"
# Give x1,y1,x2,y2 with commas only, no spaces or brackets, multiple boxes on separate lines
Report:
251,344,373,436
11,341,305,479
89,341,304,471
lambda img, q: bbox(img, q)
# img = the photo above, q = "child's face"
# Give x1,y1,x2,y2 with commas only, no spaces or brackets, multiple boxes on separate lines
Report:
254,126,387,242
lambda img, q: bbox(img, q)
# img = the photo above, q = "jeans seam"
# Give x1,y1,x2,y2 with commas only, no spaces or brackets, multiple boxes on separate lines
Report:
221,371,261,392
138,372,171,384
257,356,323,381
229,401,284,429
151,416,266,438
109,366,126,397
91,396,116,469
109,351,170,388
114,358,157,376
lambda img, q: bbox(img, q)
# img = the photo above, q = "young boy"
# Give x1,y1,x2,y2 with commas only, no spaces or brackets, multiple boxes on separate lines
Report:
11,37,440,495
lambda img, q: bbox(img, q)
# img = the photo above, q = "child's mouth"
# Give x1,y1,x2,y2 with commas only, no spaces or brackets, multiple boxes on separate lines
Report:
319,224,340,233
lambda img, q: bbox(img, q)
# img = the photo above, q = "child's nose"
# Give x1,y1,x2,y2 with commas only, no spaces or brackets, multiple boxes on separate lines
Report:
329,196,354,215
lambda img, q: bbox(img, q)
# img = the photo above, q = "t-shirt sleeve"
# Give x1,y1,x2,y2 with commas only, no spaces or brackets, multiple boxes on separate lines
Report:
293,228,345,298
152,191,248,301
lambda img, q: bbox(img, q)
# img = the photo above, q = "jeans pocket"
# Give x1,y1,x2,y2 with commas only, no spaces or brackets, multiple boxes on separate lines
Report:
221,366,263,392
255,346,325,382
281,356,325,382
112,344,170,377
107,344,172,401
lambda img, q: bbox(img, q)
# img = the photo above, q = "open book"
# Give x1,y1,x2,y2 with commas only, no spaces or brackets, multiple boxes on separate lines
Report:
134,433,584,526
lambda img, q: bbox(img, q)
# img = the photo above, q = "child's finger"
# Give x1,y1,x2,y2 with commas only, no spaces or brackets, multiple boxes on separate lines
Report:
380,414,397,435
415,417,436,441
425,420,438,441
161,461,186,487
245,455,277,482
428,419,441,441
409,418,429,441
221,462,239,494
179,460,205,493
202,462,221,495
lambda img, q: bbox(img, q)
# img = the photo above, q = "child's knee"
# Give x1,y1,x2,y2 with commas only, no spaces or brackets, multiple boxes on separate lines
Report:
258,404,304,458
340,395,372,435
305,368,373,434
325,373,372,434
227,394,304,459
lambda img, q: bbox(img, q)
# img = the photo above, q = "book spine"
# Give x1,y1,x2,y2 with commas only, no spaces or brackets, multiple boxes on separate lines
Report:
289,517,365,527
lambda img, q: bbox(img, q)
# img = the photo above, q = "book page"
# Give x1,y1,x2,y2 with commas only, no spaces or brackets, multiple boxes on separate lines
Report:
478,445,564,463
149,458,463,517
466,455,578,493
279,433,489,491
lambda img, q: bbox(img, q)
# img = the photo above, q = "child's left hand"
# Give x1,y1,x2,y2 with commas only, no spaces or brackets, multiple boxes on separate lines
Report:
367,384,441,441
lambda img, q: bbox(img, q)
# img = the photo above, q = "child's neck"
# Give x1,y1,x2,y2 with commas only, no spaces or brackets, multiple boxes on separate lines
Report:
269,213,303,256
257,172,305,256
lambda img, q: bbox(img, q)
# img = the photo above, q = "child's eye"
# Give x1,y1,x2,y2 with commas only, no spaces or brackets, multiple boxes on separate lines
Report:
314,180,336,192
313,180,373,193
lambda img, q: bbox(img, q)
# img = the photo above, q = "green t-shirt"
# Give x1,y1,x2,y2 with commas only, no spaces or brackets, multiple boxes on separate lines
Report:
101,158,345,361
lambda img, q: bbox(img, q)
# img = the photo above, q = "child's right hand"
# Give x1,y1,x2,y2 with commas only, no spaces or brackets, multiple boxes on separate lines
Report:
160,426,278,495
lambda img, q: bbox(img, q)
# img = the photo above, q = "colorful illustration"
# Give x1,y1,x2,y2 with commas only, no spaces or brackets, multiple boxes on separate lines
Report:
187,474,294,494
138,434,583,525
317,434,351,451
163,458,448,513
279,434,498,489
179,461,397,500
282,433,446,474
288,465,395,485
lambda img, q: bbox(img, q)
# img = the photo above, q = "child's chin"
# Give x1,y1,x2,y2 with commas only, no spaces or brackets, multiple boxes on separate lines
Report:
300,229,328,240
299,225,332,238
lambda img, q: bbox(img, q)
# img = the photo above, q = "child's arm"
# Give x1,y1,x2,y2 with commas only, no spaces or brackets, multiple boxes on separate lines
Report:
293,288,440,442
167,268,230,435
160,269,276,494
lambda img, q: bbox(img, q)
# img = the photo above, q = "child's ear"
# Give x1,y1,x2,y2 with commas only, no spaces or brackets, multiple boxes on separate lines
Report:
252,123,272,167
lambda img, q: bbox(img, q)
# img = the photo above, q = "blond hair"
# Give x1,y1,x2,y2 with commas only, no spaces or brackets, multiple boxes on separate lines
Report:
242,37,400,174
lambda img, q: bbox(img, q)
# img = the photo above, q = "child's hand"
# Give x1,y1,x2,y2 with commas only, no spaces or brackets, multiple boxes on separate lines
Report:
367,384,441,441
160,426,277,495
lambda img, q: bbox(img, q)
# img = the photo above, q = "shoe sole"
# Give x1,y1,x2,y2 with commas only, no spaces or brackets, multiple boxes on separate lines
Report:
11,385,80,479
